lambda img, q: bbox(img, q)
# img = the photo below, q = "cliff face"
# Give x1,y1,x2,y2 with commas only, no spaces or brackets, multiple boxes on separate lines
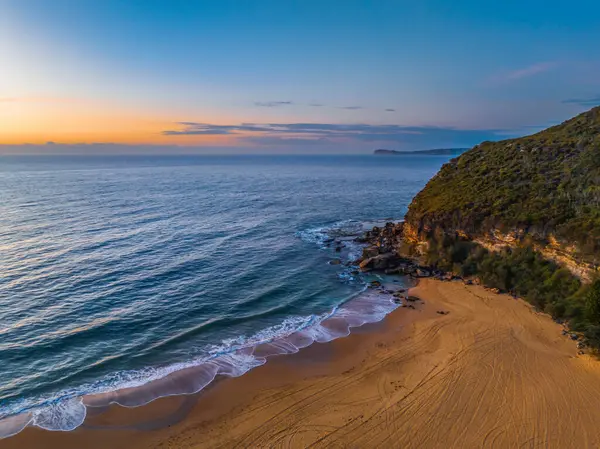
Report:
403,107,600,281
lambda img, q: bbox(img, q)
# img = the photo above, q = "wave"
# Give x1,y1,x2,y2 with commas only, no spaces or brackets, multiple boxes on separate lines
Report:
296,218,401,263
0,219,406,439
0,289,402,438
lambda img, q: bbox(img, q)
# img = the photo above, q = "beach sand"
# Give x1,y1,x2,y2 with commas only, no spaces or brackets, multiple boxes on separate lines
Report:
4,279,600,448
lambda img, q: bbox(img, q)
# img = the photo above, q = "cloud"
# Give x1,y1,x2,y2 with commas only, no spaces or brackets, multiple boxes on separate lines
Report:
254,101,293,107
309,103,324,107
163,123,275,135
238,136,330,146
488,62,558,85
506,62,557,80
0,98,17,102
562,96,600,107
2,121,527,154
162,121,513,149
338,106,363,110
385,108,396,112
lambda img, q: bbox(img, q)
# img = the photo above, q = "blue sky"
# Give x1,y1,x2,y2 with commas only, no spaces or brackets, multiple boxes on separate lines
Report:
1,0,599,153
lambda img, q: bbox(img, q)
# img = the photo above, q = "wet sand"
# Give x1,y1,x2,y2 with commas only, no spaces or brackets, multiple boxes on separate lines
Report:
4,279,600,448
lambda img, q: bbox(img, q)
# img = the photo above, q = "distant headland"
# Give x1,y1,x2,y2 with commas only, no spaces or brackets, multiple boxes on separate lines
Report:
373,148,468,156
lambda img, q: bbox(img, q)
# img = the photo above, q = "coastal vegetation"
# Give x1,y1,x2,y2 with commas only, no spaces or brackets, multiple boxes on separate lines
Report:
423,231,600,347
366,107,600,349
405,106,600,265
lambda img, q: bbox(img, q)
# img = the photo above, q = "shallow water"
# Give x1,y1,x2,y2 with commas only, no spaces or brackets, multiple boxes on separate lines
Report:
0,154,447,437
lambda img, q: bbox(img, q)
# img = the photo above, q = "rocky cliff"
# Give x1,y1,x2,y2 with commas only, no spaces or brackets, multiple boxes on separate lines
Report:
403,107,600,282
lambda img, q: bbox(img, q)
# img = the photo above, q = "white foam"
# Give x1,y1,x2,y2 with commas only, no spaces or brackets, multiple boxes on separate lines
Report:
0,290,402,438
212,351,266,377
0,219,405,439
31,398,86,432
295,219,365,248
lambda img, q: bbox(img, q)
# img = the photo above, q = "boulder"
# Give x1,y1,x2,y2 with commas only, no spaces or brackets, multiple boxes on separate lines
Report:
362,246,380,259
359,258,373,269
406,266,417,275
329,259,342,265
371,253,396,270
415,268,431,278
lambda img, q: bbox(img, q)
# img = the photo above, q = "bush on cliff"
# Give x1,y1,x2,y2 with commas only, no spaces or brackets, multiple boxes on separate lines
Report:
406,107,600,265
422,233,600,350
580,281,600,348
424,232,583,311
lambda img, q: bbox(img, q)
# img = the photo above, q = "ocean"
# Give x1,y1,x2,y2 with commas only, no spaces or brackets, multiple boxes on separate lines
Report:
0,154,448,437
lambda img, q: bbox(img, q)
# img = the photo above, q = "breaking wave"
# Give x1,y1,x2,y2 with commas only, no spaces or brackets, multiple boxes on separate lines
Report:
0,220,407,439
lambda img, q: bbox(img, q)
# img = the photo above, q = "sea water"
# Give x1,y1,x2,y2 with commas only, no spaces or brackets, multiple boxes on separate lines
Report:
0,154,448,437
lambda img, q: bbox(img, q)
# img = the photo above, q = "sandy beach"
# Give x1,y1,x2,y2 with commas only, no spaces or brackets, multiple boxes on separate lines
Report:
4,278,600,448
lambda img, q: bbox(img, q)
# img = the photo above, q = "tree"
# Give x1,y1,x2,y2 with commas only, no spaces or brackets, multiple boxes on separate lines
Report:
585,280,600,324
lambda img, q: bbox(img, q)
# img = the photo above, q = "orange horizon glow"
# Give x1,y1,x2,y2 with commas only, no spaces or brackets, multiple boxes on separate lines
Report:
0,99,250,146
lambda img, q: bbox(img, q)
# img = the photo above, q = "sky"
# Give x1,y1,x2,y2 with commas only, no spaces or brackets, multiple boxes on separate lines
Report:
1,0,599,154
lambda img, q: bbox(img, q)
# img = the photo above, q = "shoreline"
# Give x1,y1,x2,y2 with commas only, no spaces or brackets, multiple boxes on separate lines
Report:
0,218,408,439
0,276,409,441
3,278,600,448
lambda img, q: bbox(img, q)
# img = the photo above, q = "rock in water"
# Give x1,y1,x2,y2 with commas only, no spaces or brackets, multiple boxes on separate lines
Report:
415,268,431,277
362,246,380,259
359,258,373,269
371,253,396,270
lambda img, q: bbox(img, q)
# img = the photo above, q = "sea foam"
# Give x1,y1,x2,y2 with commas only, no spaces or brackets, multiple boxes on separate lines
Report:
0,289,400,438
0,220,404,439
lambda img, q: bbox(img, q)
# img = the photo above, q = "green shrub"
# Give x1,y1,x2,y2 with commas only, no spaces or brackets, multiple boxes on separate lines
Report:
406,107,600,265
585,280,600,323
421,234,600,347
